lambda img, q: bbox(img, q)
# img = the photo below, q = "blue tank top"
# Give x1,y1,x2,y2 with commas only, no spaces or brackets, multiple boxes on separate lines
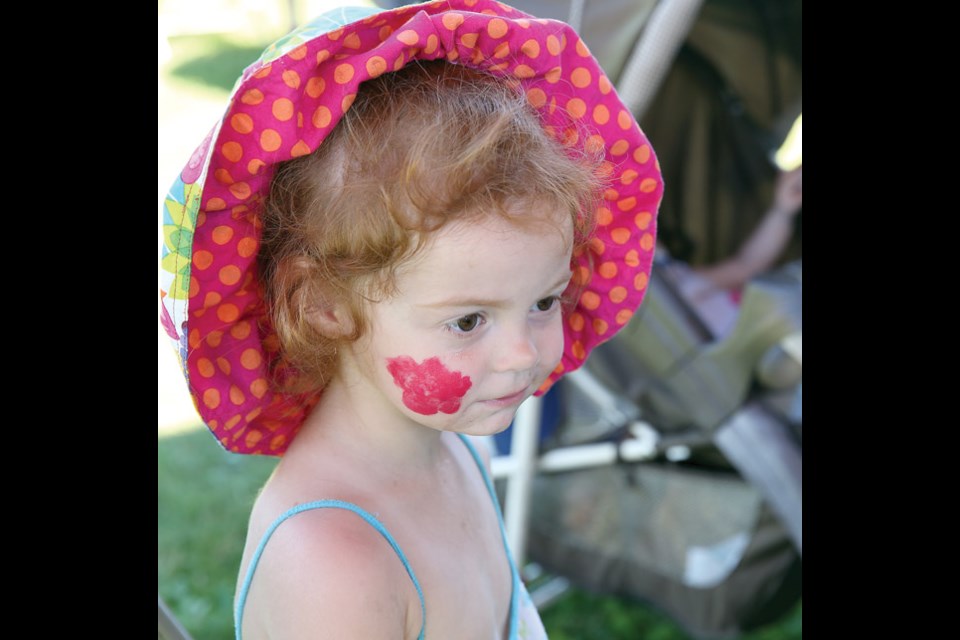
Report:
234,434,548,639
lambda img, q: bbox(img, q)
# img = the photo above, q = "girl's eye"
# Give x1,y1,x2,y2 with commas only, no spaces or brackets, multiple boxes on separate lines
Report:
454,314,482,333
535,296,560,312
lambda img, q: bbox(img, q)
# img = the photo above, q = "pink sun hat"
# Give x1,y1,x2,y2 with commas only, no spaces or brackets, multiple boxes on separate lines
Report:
159,0,663,456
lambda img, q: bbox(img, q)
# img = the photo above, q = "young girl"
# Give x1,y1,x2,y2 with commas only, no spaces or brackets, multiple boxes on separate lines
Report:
159,1,663,638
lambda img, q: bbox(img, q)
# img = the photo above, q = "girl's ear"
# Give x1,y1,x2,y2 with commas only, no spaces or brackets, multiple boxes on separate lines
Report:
276,256,356,339
305,298,355,338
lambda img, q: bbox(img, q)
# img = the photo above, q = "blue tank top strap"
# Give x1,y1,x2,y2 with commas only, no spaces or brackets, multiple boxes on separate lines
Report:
456,434,521,640
234,499,426,640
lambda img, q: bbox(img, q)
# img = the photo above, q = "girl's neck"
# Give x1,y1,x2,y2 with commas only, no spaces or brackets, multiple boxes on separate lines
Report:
288,375,451,476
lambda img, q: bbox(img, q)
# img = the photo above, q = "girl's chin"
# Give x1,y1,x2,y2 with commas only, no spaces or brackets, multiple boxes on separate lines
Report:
464,406,525,438
427,410,520,438
402,395,528,437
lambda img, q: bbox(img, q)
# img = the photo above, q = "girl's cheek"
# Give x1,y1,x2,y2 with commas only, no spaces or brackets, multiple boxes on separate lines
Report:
386,355,472,416
542,320,566,370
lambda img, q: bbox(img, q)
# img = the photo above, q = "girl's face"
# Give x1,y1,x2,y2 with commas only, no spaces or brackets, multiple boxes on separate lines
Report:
342,209,575,437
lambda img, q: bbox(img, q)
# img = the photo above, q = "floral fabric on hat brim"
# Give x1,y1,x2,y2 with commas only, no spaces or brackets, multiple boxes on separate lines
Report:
160,0,663,456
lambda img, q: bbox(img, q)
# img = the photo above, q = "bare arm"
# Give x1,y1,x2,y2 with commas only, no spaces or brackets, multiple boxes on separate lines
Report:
694,166,802,290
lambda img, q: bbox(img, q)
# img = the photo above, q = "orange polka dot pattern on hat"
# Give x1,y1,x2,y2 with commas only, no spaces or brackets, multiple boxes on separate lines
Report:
162,0,663,456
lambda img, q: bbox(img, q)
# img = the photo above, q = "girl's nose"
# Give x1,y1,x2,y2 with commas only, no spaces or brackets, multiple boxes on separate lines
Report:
493,323,540,373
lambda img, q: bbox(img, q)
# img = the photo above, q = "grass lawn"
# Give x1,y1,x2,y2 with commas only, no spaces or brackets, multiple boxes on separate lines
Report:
158,426,276,639
157,16,800,639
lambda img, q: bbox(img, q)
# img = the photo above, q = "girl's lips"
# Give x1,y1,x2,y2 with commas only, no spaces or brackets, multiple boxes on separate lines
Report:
485,388,530,407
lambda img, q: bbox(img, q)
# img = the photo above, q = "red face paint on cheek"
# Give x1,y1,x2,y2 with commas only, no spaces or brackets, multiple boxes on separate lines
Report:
386,356,472,416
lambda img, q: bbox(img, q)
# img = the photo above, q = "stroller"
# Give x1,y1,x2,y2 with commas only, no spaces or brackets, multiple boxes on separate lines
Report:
486,1,802,638
491,255,802,639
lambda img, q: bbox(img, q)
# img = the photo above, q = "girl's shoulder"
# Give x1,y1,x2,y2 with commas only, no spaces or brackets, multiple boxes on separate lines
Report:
239,492,422,638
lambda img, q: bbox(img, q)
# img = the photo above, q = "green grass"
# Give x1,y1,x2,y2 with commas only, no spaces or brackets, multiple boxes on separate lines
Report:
158,426,277,639
541,590,801,640
164,33,274,95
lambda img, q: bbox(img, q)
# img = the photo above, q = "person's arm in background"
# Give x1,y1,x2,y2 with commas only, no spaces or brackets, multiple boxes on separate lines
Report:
693,166,802,291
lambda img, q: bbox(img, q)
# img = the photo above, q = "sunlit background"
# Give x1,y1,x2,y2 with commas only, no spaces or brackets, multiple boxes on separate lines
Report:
158,0,377,434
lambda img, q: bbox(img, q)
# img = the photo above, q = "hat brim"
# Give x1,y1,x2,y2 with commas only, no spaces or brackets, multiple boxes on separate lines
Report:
160,0,662,455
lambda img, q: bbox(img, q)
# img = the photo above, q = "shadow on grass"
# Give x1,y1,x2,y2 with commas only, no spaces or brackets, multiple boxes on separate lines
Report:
541,589,801,640
165,35,272,92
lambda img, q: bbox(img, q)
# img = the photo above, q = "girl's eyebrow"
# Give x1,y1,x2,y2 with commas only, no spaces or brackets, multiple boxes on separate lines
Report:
418,269,573,309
